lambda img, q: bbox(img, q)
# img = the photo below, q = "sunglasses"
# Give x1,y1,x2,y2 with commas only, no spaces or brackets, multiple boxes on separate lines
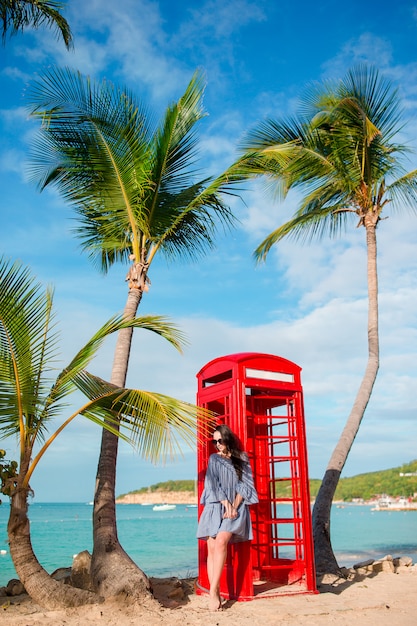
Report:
212,438,223,446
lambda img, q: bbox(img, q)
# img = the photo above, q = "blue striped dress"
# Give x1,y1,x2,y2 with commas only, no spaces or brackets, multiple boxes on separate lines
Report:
196,453,258,543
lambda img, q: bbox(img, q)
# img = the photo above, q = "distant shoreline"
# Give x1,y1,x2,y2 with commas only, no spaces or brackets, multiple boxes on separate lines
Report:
115,492,417,510
116,491,197,505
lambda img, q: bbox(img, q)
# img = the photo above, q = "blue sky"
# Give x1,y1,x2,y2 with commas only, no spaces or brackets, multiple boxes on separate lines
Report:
1,0,417,502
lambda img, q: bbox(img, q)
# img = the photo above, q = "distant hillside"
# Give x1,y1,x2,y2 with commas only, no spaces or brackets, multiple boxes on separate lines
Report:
117,479,195,499
320,459,417,501
117,460,417,502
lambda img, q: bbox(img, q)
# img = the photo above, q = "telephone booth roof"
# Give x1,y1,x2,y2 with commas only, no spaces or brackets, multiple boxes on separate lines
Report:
197,352,302,390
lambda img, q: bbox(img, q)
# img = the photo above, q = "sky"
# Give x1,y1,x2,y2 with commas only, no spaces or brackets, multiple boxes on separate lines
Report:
0,0,417,502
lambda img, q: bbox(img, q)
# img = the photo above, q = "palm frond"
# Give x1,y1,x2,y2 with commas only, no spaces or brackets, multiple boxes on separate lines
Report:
28,359,213,484
40,313,188,426
149,175,238,263
28,67,152,272
0,254,189,453
254,200,354,262
241,115,305,152
72,370,205,463
241,64,417,260
386,170,417,212
148,69,206,202
0,257,60,442
28,67,240,273
0,0,73,48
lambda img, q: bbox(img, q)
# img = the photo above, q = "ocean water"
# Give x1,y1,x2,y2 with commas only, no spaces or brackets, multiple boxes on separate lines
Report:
0,502,416,586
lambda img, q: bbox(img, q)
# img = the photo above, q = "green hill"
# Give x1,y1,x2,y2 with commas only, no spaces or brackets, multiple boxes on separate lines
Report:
118,460,417,502
117,479,195,499
319,459,417,501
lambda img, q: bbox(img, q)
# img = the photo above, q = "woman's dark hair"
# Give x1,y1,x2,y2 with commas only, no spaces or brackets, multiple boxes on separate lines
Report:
214,424,244,480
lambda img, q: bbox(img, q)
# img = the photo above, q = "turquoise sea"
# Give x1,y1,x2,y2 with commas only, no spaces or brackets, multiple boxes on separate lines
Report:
1,502,416,586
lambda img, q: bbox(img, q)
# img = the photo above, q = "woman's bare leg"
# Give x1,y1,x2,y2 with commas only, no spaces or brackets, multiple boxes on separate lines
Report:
206,537,215,589
207,531,232,610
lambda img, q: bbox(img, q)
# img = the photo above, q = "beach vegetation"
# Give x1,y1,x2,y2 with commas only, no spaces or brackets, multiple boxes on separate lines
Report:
239,65,417,575
287,460,417,501
0,256,206,608
0,0,72,48
118,479,196,498
325,459,417,501
27,67,239,599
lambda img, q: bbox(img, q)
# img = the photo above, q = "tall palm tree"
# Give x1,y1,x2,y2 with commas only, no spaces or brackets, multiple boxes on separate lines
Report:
240,65,417,575
0,0,72,47
0,256,203,608
27,67,239,596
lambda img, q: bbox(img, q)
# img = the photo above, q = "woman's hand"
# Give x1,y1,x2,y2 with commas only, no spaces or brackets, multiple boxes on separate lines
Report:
222,501,238,519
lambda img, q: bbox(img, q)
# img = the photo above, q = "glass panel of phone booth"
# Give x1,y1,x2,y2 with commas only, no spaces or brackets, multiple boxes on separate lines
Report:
247,390,307,584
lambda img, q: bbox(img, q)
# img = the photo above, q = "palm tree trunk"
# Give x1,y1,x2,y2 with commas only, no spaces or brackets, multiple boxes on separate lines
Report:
91,282,152,599
312,221,379,576
8,485,97,609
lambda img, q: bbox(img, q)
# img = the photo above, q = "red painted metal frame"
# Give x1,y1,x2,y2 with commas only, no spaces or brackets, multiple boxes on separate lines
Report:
196,353,317,601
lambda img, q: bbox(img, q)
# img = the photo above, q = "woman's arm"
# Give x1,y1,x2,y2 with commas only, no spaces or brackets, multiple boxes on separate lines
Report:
232,492,243,510
236,461,259,504
205,454,228,503
221,498,239,519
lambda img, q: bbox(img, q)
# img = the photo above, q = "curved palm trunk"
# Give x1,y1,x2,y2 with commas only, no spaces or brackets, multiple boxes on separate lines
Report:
312,221,379,575
8,484,97,609
92,281,152,599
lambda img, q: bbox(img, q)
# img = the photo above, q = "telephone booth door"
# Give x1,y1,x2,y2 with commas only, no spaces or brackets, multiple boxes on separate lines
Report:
196,352,317,601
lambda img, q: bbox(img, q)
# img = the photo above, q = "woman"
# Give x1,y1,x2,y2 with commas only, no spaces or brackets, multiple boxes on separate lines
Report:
197,424,258,611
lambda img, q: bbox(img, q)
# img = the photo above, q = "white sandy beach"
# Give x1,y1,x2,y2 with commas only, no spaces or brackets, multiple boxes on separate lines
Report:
1,565,416,626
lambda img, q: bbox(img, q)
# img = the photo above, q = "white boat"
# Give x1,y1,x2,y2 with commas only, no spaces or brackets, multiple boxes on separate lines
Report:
152,504,176,511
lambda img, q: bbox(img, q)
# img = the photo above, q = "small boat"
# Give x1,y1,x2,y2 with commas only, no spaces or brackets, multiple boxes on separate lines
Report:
152,504,176,511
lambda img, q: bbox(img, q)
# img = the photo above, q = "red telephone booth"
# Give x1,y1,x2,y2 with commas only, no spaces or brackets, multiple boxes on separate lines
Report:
196,352,317,600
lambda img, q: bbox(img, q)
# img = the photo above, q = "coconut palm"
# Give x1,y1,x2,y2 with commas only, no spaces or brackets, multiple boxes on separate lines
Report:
240,65,417,574
0,0,72,47
0,255,203,608
27,66,238,596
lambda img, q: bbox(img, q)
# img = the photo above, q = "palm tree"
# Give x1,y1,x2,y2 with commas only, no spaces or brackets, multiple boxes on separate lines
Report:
0,256,203,608
0,0,72,48
240,65,417,575
27,67,238,597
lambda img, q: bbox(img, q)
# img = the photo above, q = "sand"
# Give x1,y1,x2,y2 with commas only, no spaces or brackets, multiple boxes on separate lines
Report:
1,566,416,626
115,491,197,505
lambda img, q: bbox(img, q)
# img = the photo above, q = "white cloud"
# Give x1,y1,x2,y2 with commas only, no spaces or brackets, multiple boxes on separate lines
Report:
321,33,393,78
0,105,27,126
68,0,188,100
183,0,266,39
0,148,26,175
1,65,32,83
